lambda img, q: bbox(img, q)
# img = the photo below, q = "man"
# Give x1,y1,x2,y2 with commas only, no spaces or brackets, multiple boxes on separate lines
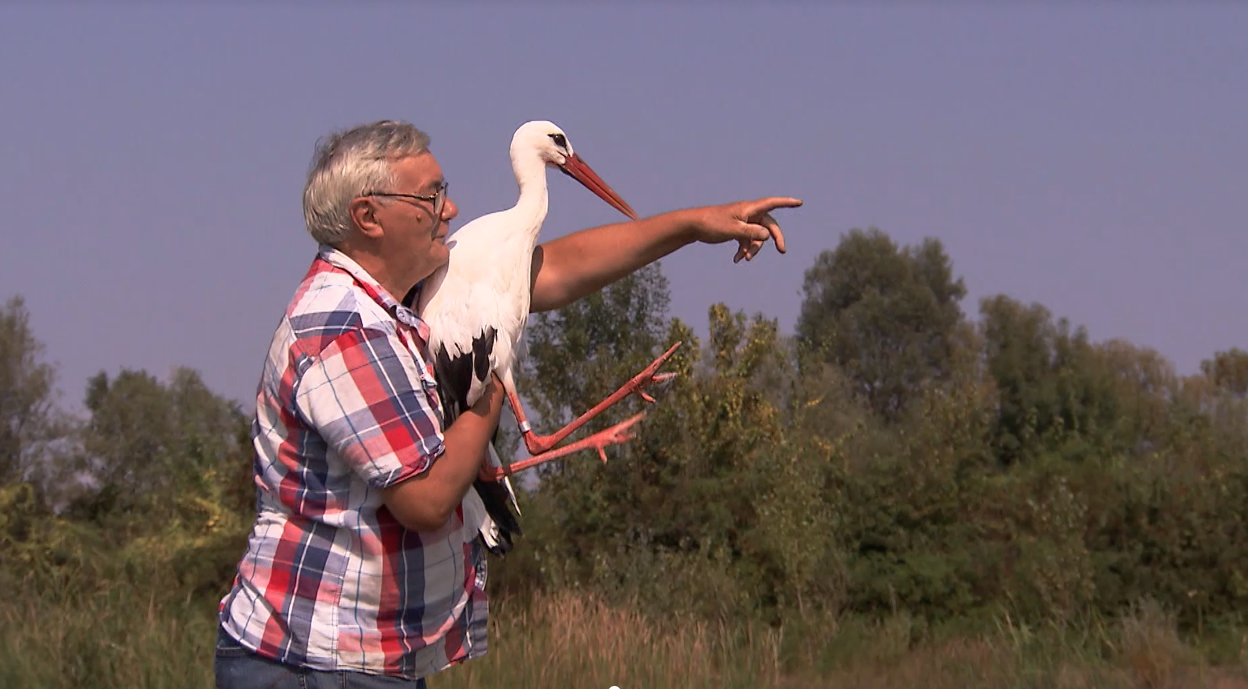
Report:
214,120,800,688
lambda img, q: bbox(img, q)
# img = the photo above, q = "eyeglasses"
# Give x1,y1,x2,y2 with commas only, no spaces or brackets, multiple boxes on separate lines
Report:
364,180,448,218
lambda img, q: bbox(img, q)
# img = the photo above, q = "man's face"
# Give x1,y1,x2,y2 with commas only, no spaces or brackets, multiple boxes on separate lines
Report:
372,152,459,287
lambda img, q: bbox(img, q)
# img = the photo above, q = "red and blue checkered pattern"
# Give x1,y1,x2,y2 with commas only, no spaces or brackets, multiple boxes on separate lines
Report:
219,246,488,680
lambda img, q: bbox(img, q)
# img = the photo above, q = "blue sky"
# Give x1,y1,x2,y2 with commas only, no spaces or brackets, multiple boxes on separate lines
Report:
2,2,1245,412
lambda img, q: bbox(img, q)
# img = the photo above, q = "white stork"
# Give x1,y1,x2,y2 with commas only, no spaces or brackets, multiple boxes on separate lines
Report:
411,121,680,555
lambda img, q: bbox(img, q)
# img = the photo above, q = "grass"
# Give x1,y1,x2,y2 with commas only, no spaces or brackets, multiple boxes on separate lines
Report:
1,585,217,689
436,594,1248,689
3,579,1247,689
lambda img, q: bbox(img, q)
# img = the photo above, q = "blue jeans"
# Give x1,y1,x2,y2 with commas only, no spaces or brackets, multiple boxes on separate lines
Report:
214,624,427,689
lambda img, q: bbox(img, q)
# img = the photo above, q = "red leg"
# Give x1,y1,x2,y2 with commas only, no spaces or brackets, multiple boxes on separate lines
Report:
477,413,647,481
507,341,681,456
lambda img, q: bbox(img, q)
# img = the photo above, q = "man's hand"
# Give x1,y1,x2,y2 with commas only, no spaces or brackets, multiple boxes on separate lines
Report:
689,197,804,263
469,372,506,423
380,373,506,533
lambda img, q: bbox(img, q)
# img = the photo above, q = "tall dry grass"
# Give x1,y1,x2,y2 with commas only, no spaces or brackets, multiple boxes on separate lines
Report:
435,592,784,689
3,583,1247,689
432,592,1248,689
0,585,216,689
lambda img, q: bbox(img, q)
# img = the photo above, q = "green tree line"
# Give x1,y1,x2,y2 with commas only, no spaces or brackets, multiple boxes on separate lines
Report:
3,225,1247,661
504,227,1248,634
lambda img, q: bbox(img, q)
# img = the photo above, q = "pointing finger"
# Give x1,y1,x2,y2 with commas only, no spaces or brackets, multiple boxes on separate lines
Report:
746,196,803,216
758,212,786,254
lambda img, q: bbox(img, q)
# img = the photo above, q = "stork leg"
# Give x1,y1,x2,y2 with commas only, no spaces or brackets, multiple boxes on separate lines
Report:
477,412,647,481
476,341,682,482
513,341,681,455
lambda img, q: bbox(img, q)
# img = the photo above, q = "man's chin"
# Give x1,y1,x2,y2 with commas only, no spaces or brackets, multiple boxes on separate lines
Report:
416,249,451,281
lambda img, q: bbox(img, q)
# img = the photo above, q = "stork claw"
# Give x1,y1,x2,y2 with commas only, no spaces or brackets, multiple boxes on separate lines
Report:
634,371,680,404
625,342,682,404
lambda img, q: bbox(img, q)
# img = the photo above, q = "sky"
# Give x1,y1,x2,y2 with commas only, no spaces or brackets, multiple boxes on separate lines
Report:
2,1,1245,414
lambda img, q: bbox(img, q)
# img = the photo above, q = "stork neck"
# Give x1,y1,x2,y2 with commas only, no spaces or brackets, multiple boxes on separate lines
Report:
511,150,550,227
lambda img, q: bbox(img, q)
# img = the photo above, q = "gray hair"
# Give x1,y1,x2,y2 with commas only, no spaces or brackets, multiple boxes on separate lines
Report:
302,120,432,245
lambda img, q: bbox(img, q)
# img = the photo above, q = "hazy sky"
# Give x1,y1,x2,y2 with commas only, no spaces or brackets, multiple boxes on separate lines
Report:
2,2,1245,413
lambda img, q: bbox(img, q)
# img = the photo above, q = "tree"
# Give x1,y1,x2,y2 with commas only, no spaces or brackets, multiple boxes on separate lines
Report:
516,259,856,619
67,366,248,526
978,295,1157,464
1201,347,1248,397
1090,338,1177,455
978,296,1065,462
0,296,63,490
796,228,967,421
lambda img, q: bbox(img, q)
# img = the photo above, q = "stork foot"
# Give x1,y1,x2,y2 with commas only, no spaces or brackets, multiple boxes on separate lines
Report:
478,413,646,482
626,340,682,404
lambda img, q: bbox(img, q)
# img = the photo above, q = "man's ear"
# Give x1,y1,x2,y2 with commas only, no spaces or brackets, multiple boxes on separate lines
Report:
350,197,384,239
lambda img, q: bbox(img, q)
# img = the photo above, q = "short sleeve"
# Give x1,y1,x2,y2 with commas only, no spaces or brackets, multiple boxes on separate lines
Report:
294,326,445,489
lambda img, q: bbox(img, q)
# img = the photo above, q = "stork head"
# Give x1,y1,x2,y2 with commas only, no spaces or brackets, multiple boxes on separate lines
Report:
511,120,638,220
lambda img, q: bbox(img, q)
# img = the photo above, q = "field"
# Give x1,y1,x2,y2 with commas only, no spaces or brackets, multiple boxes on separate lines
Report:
3,581,1246,689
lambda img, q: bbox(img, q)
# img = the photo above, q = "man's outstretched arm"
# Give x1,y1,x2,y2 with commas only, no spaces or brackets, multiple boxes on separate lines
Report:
529,197,802,313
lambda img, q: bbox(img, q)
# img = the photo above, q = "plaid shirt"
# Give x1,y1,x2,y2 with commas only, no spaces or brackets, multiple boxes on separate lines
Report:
218,246,488,679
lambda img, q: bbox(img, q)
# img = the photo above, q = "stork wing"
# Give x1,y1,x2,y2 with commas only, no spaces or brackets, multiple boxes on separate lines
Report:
433,326,497,422
410,278,526,558
429,344,524,556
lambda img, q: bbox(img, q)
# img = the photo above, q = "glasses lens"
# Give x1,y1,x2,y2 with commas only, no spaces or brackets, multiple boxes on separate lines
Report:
435,183,447,216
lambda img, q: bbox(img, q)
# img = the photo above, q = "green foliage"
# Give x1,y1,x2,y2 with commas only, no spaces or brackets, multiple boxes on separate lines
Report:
65,367,250,530
505,228,1248,637
0,296,64,488
1203,347,1248,396
979,295,1137,464
796,228,968,421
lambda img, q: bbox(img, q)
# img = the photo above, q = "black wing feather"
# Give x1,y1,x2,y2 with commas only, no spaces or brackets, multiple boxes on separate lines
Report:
428,326,523,557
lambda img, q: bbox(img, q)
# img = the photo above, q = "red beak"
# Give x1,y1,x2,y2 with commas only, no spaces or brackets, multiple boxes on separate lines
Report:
559,153,639,221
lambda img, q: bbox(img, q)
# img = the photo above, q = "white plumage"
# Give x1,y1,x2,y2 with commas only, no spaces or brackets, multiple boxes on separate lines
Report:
414,120,638,555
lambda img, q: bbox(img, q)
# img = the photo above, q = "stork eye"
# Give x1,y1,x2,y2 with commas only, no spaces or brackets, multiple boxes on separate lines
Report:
549,133,567,149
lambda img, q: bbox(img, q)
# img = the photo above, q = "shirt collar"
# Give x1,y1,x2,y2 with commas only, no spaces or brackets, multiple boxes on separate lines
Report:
316,244,431,342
